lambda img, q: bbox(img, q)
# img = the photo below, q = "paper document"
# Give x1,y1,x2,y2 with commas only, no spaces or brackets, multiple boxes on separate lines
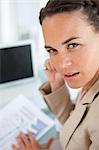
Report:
0,95,55,150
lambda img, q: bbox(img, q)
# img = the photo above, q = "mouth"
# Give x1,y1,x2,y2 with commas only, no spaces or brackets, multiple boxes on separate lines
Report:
64,72,80,79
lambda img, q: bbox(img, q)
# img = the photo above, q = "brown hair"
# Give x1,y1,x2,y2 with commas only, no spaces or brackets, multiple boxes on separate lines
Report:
39,0,99,31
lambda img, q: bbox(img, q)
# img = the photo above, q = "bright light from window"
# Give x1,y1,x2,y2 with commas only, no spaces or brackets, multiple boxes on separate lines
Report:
40,0,48,8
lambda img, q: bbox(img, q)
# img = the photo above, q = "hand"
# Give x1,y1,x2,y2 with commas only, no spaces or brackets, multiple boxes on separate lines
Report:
12,132,54,150
44,59,65,91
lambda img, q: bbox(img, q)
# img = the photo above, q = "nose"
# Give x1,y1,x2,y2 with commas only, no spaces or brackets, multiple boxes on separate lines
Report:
59,52,72,68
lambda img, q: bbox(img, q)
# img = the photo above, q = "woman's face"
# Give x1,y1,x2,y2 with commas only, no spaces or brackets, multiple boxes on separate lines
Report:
42,11,99,89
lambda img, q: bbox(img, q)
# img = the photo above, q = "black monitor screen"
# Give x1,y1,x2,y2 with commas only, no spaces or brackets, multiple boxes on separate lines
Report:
0,44,34,84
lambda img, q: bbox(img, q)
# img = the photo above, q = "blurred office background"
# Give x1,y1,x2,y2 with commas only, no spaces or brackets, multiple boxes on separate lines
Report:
0,0,79,110
0,0,47,77
0,0,49,109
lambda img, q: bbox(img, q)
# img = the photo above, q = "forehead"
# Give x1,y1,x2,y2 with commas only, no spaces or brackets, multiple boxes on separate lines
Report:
42,11,94,43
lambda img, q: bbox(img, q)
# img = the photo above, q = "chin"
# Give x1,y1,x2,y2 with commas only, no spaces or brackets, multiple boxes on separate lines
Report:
66,82,82,89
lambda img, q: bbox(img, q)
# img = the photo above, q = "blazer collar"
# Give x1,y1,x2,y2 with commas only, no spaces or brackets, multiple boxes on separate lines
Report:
81,78,99,105
60,104,87,149
60,79,99,149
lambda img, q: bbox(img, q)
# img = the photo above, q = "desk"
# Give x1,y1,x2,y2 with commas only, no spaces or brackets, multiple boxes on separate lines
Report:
0,79,47,110
0,81,63,149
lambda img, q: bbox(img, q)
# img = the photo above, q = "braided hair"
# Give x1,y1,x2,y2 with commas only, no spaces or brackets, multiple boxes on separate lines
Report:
39,0,99,31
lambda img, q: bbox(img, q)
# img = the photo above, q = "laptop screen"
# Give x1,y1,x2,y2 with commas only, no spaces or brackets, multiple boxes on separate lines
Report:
0,44,34,84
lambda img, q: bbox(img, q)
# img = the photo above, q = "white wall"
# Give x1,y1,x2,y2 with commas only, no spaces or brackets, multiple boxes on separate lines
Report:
0,0,18,44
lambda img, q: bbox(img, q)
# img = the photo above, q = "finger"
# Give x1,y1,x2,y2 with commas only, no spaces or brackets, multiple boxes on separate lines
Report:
41,137,54,149
28,132,34,145
19,132,31,149
46,137,54,148
11,144,19,150
49,59,56,71
28,132,39,148
16,137,26,150
44,59,53,71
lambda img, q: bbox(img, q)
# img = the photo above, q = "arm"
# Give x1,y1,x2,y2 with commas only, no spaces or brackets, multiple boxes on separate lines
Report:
39,82,75,124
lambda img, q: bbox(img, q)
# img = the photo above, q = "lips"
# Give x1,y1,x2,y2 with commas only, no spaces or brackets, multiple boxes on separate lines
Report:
64,72,80,78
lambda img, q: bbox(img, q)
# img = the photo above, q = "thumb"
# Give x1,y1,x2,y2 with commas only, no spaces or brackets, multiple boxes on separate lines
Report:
46,137,54,148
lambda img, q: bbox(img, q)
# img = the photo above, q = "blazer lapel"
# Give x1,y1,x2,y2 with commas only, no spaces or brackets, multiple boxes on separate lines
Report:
60,79,99,149
60,104,87,149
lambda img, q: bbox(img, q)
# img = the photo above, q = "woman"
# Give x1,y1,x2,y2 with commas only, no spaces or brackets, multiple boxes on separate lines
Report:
12,0,99,149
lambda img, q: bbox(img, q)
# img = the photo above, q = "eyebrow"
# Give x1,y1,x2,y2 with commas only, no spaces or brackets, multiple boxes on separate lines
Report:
62,37,80,45
45,46,53,49
45,37,80,49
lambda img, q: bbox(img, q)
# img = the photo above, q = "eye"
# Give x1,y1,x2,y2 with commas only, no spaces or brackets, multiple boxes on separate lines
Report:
67,43,80,49
47,49,58,56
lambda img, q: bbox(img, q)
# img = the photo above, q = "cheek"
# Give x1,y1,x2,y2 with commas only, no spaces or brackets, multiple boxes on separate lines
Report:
80,51,99,76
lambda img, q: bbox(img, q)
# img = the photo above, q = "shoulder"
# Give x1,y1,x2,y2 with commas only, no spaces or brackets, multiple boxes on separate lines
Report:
87,93,99,131
86,94,99,148
90,92,99,115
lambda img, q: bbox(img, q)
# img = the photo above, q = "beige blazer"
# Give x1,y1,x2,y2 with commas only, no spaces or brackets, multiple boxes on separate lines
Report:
39,79,99,150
